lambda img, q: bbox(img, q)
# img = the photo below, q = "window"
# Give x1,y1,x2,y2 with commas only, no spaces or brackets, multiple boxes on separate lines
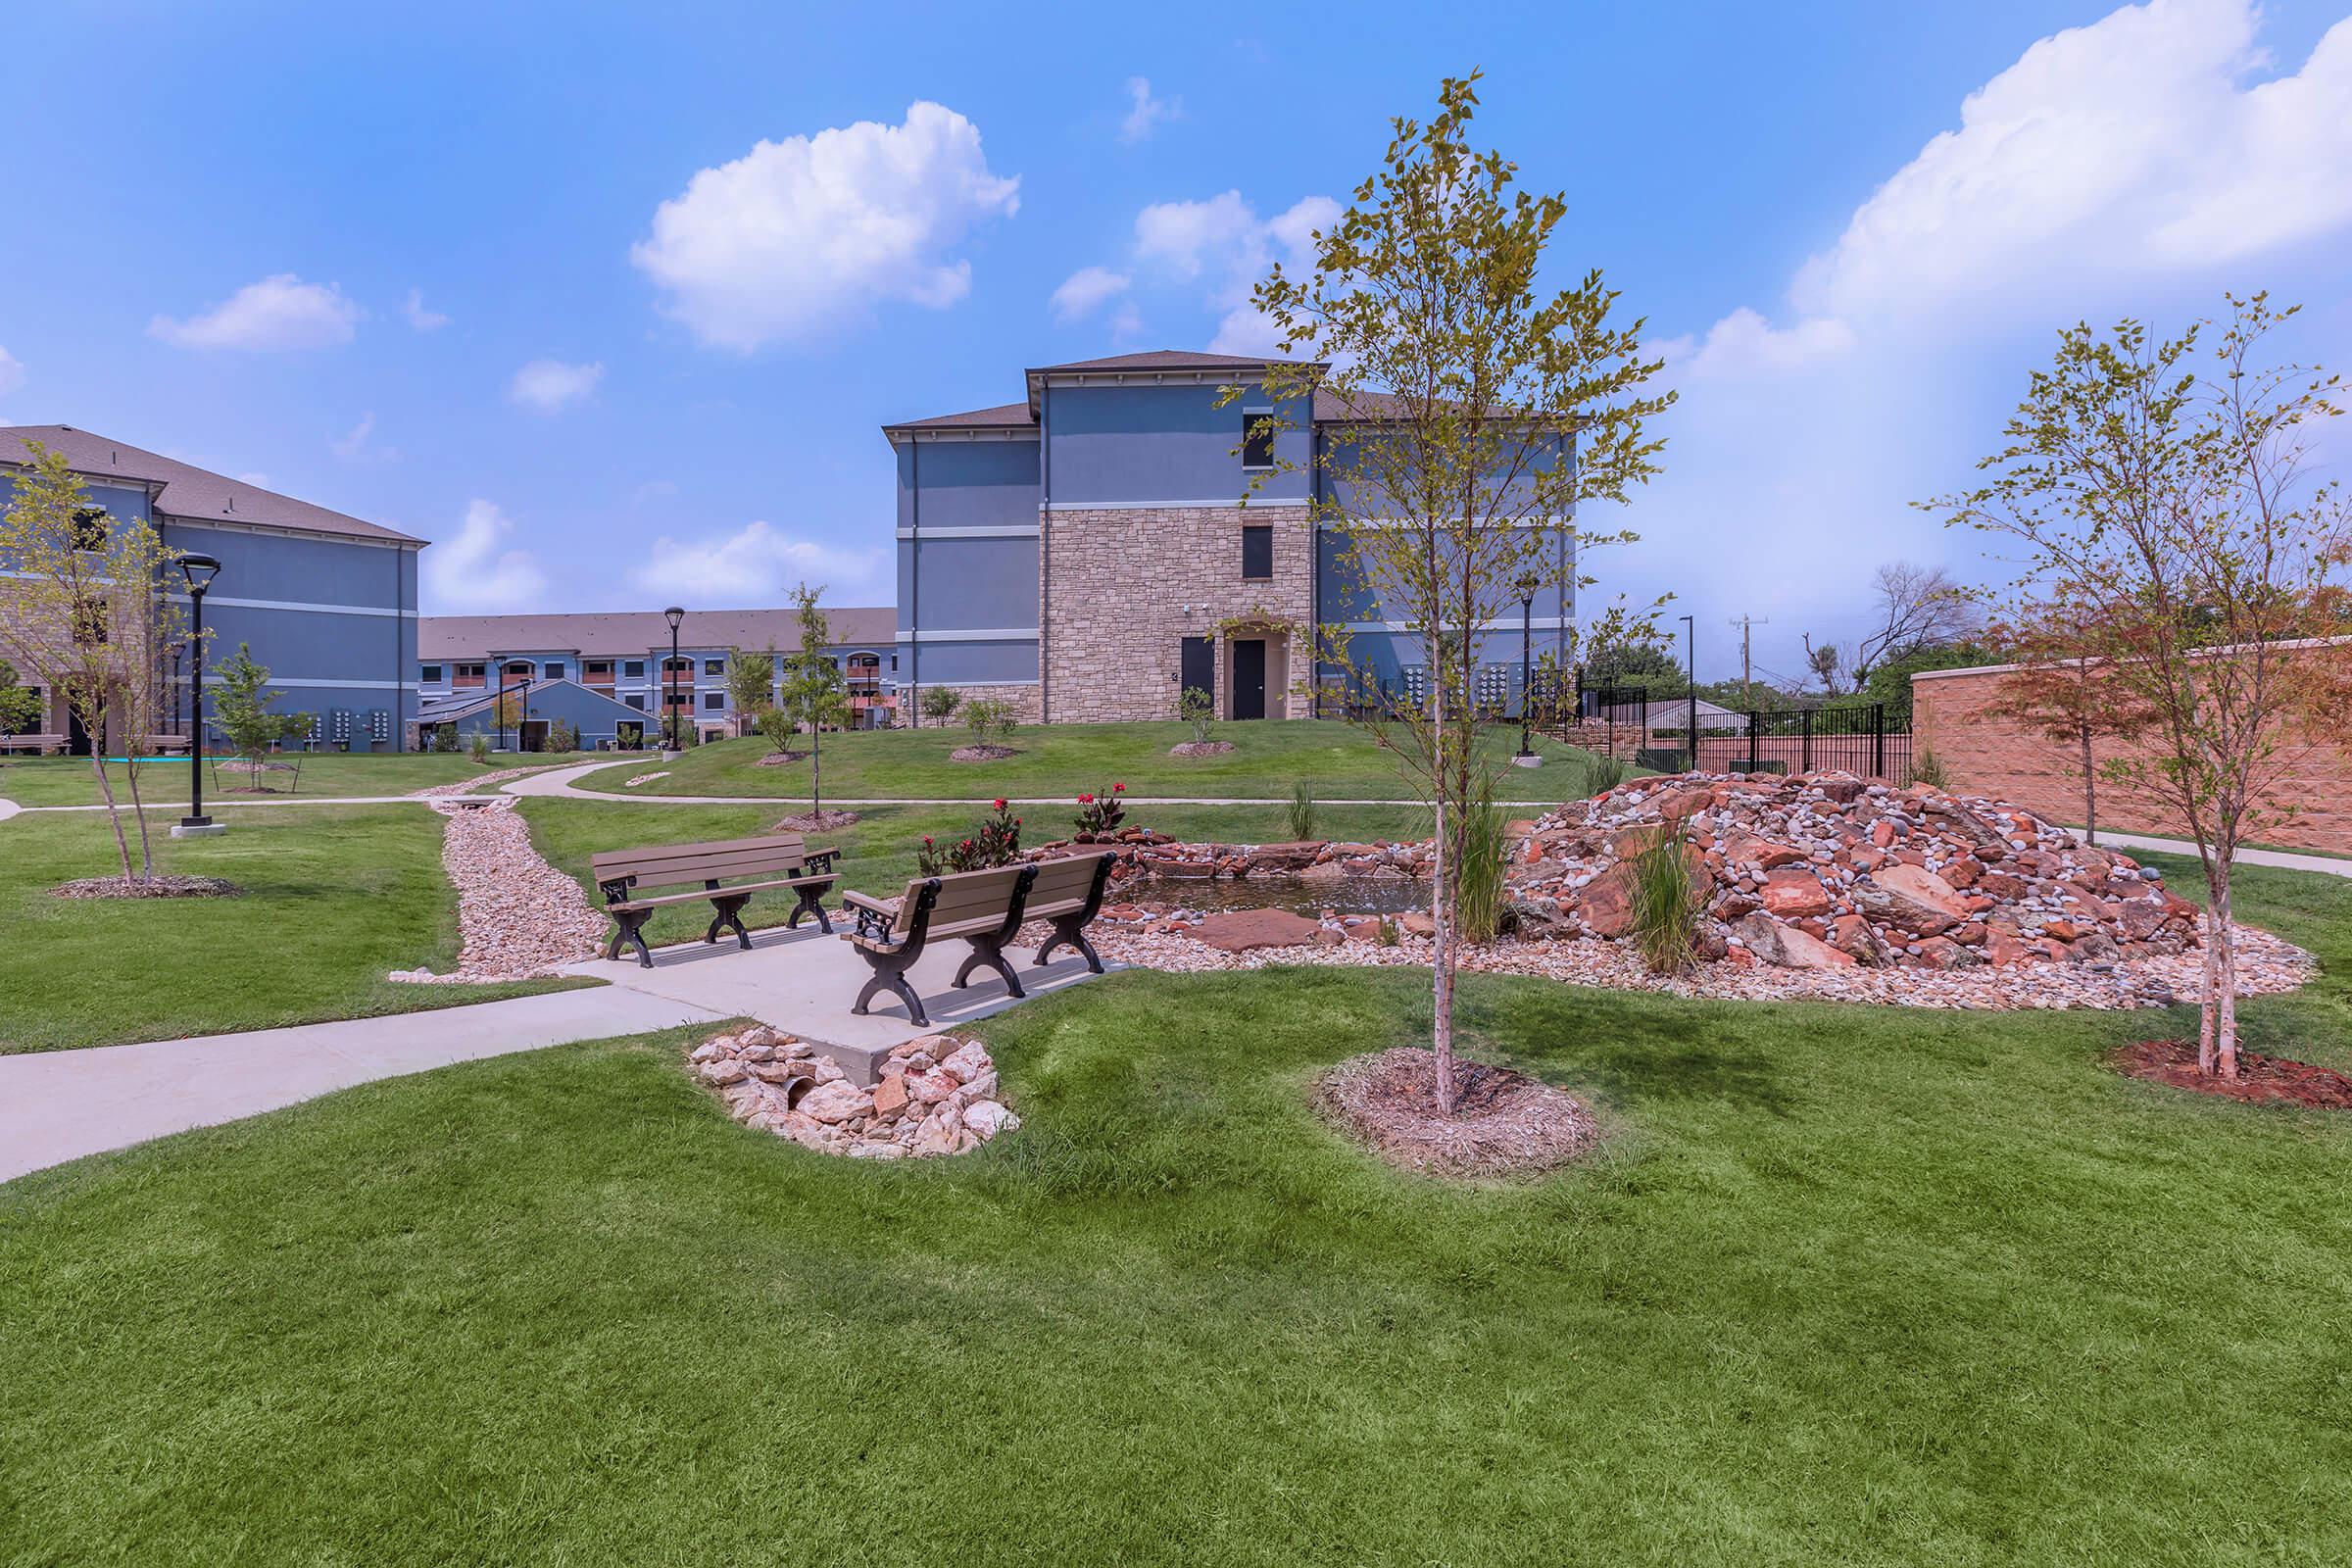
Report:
624,694,647,711
1242,407,1275,469
623,660,646,679
584,661,612,679
418,664,443,684
662,658,690,677
455,662,486,689
69,506,110,553
503,661,533,678
543,662,565,681
702,692,725,710
704,658,725,676
1241,524,1273,580
71,597,108,646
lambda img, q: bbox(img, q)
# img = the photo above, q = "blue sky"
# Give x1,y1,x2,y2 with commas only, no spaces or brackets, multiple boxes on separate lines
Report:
3,0,2347,682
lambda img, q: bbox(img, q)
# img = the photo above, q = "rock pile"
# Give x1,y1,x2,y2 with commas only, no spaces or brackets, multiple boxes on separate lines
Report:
691,1026,1019,1159
387,797,606,983
1509,770,2202,971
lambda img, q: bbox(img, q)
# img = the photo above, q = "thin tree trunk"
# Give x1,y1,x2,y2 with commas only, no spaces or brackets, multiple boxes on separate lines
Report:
1430,680,1455,1117
122,758,156,877
89,747,132,879
2213,867,2238,1080
2198,866,2222,1076
2080,724,2097,846
811,722,823,816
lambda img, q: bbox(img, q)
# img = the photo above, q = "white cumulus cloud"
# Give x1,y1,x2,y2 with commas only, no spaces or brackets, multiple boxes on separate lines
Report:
423,500,548,612
1124,191,1339,354
148,274,362,351
1119,76,1180,143
0,346,24,397
403,288,450,331
633,520,890,605
1656,309,1857,381
1051,266,1131,321
508,359,604,414
329,411,396,463
631,102,1020,351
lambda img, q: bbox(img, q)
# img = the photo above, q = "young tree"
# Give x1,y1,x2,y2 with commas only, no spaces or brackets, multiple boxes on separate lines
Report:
777,583,851,814
1929,294,2352,1079
726,645,777,736
0,443,191,877
210,643,308,773
918,685,962,724
1984,594,2154,845
0,657,39,739
1232,73,1672,1113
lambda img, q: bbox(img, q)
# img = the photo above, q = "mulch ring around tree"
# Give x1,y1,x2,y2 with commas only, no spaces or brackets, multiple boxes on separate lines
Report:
1313,1046,1598,1178
950,745,1016,762
51,875,243,901
754,751,808,766
2111,1039,2352,1109
1168,741,1235,758
774,809,860,832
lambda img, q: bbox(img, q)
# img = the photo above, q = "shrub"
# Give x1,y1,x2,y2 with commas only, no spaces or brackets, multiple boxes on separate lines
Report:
1583,751,1627,796
1453,771,1509,945
1911,747,1949,790
964,697,1017,750
1074,782,1127,837
430,725,458,754
916,800,1022,876
757,705,801,756
1376,916,1400,948
467,732,491,764
1177,685,1215,745
1630,818,1702,975
1288,781,1317,841
920,686,962,722
547,717,578,754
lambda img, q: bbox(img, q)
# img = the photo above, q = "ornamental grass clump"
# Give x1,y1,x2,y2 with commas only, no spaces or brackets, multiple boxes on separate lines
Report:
1454,773,1509,945
1288,781,1318,841
1629,817,1701,975
1583,752,1627,796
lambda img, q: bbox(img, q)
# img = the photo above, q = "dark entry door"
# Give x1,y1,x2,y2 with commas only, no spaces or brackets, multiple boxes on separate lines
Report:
1233,639,1267,720
1179,636,1215,708
67,708,92,757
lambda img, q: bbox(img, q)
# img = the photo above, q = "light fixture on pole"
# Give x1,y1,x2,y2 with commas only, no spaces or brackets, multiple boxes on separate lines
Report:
172,555,224,838
663,607,686,755
1513,572,1541,766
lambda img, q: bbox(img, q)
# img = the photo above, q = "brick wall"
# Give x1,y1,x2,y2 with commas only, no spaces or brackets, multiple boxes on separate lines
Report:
1913,654,2352,853
912,681,1041,728
1041,505,1315,723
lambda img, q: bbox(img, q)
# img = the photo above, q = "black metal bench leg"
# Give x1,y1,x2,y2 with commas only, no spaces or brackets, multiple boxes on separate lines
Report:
706,894,754,950
954,938,1026,998
787,885,834,935
853,963,929,1027
1036,916,1104,974
607,909,655,968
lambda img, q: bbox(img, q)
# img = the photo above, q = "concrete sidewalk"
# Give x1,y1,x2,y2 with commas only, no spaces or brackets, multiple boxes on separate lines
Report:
2085,830,2352,881
0,987,725,1184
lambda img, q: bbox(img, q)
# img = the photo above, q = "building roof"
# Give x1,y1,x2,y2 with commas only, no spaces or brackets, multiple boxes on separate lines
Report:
0,424,422,545
884,352,1430,436
417,606,898,660
416,677,654,725
1027,349,1295,375
880,400,1037,434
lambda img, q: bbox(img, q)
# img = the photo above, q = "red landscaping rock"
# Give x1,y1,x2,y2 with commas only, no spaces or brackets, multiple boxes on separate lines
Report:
1192,908,1326,953
1760,868,1832,918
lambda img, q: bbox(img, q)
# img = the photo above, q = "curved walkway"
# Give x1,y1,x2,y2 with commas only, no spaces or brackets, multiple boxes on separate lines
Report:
2081,830,2352,881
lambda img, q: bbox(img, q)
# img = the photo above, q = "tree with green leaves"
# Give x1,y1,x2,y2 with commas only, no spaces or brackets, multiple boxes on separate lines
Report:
210,643,308,769
1928,293,2352,1079
0,657,38,740
725,645,777,737
1228,72,1673,1113
0,442,191,877
777,582,851,815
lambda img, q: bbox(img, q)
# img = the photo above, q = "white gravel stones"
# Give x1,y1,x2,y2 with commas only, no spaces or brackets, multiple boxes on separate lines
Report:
410,765,549,799
687,1027,1019,1158
386,798,607,984
623,771,670,787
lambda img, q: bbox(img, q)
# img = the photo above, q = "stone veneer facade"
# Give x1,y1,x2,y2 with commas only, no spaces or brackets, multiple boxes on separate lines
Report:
916,680,1042,727
1041,505,1316,724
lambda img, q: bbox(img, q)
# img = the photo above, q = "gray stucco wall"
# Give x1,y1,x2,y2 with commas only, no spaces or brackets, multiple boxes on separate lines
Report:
896,438,1039,530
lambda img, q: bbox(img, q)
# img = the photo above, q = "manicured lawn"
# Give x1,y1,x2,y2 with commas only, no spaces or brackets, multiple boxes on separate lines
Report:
590,717,1609,802
0,806,581,1053
522,798,1437,950
3,858,2348,1562
0,751,606,808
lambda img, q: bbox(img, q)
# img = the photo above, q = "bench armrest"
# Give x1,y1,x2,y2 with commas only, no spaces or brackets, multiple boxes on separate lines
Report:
803,849,842,876
843,889,898,944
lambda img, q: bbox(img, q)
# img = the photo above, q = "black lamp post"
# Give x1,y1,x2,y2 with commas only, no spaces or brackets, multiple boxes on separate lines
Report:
1514,573,1540,764
177,554,221,836
1681,612,1698,772
663,606,685,752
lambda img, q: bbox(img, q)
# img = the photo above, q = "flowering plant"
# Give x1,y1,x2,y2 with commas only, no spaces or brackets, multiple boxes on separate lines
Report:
1073,780,1128,837
917,803,1022,875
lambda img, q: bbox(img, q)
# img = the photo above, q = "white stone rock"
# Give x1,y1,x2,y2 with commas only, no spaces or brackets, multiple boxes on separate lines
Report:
796,1080,871,1125
963,1100,1016,1140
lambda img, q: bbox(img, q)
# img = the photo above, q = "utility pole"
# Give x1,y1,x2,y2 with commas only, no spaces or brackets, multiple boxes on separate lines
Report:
1728,613,1768,710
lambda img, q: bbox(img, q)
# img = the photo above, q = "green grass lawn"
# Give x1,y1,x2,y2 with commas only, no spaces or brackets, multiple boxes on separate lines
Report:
522,797,1438,950
0,806,581,1053
3,858,2347,1562
0,750,608,808
590,717,1610,802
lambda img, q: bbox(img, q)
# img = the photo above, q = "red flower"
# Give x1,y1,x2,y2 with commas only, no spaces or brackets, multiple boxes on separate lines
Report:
922,836,934,846
1079,793,1095,804
1113,782,1125,792
994,798,1007,810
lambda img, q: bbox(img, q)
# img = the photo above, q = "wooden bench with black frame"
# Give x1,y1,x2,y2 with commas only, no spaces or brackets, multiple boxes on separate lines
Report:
590,833,842,968
840,852,1117,1028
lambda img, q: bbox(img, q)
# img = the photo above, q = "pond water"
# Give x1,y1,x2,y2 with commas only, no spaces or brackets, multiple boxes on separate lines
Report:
1132,871,1430,917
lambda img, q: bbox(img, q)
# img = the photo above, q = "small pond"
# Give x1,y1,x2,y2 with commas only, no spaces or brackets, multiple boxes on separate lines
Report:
1132,871,1430,917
